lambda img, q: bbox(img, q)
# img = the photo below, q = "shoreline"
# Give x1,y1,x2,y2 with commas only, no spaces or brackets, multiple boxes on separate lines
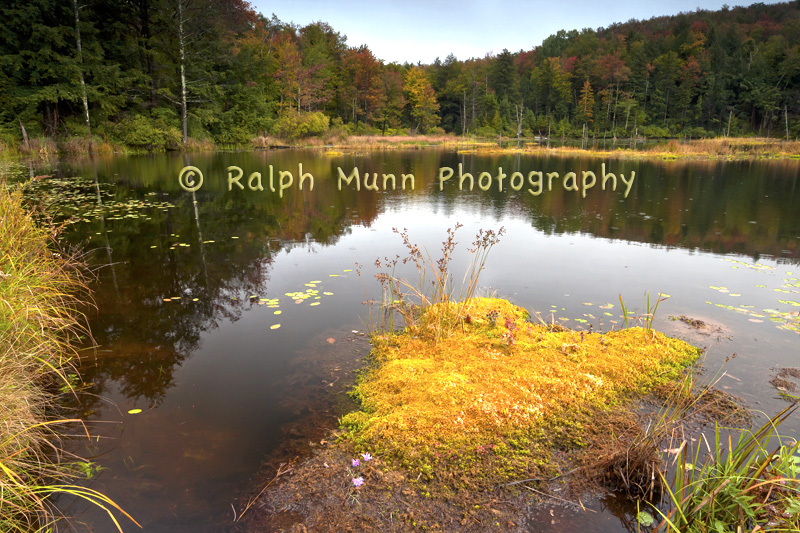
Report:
238,298,759,532
3,135,800,162
0,174,135,531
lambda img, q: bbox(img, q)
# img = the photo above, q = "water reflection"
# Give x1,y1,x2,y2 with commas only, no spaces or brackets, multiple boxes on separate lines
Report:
26,150,798,531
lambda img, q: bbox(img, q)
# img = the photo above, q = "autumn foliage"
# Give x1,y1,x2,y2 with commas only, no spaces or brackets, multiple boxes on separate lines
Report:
1,1,799,147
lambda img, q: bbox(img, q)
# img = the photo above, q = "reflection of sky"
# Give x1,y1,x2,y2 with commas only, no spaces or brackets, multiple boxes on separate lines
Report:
249,0,785,64
60,153,800,531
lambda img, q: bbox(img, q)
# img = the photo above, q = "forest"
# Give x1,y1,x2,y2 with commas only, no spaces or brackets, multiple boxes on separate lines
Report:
1,0,799,151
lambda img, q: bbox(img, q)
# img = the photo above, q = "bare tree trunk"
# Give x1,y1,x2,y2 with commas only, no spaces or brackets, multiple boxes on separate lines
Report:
471,84,476,130
582,122,587,149
19,120,30,149
515,103,523,147
624,88,634,132
177,0,188,144
786,104,790,142
73,0,91,137
727,109,733,137
612,82,619,138
462,88,467,135
546,119,551,148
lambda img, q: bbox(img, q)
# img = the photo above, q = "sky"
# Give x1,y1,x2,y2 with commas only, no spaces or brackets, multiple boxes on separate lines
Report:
248,0,787,64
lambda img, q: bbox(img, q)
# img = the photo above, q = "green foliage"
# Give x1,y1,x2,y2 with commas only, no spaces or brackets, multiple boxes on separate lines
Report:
271,109,330,141
0,1,799,145
655,406,800,532
106,115,181,151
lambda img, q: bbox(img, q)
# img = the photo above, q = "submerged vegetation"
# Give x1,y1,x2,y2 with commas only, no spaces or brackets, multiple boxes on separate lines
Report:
0,178,136,530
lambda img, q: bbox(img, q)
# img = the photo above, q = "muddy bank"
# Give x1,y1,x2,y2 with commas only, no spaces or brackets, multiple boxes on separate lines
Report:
237,385,748,532
235,301,752,532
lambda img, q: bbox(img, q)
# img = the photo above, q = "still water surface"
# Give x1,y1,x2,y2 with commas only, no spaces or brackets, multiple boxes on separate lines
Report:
24,149,800,531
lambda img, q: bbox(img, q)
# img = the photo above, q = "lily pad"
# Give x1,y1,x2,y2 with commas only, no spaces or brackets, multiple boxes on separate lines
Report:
636,511,654,527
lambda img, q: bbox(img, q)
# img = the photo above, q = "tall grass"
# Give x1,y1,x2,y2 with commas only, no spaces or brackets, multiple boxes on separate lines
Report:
652,137,800,157
359,224,504,342
655,405,800,532
594,344,800,531
618,292,667,334
0,180,137,531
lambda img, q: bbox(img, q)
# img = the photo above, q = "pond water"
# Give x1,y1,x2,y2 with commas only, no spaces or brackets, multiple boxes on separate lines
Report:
19,149,800,531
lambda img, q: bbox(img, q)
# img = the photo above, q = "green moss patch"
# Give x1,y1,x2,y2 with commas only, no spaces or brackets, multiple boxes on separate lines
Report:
341,297,700,490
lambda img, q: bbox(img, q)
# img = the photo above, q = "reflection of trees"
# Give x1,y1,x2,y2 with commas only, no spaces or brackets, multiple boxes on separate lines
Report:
436,154,800,263
57,153,364,409
56,150,800,409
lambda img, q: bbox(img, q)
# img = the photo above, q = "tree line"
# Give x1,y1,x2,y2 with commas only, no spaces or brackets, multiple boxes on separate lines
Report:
1,0,798,150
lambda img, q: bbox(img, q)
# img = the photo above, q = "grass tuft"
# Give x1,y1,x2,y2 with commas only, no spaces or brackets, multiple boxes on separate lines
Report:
1,175,138,531
654,405,800,532
360,224,504,344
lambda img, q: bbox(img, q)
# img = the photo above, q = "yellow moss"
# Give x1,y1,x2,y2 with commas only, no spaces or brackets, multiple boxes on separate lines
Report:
342,297,699,486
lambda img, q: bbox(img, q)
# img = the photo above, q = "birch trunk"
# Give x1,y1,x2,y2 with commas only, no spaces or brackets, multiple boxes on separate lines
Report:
73,0,91,136
178,0,188,144
786,104,790,142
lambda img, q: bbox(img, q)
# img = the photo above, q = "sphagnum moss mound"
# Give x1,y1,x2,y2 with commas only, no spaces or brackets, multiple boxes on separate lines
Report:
341,297,700,489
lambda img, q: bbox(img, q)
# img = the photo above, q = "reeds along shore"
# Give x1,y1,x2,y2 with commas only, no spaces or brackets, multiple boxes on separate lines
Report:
0,182,136,531
3,133,799,159
0,181,84,529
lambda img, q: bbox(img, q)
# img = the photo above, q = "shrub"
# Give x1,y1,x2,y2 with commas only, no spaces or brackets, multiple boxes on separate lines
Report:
109,115,182,151
19,137,58,157
214,125,252,145
271,109,330,141
473,125,499,138
641,125,671,138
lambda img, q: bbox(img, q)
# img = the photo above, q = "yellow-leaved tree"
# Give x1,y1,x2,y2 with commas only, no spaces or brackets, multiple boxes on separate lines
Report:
403,66,440,134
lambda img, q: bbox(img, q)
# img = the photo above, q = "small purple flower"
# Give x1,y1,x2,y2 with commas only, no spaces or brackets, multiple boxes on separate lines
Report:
361,452,372,462
352,476,364,487
351,458,360,467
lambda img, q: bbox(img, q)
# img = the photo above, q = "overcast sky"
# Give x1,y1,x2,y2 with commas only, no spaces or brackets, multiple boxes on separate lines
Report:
248,0,786,64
